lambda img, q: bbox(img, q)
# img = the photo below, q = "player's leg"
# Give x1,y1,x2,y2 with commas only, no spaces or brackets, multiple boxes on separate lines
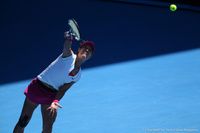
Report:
13,97,39,133
41,104,57,133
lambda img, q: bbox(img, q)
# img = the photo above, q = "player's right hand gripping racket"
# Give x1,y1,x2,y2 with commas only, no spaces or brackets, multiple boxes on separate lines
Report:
66,18,81,41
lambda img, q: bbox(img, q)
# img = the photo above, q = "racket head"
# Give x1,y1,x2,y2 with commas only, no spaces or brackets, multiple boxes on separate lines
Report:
68,18,81,41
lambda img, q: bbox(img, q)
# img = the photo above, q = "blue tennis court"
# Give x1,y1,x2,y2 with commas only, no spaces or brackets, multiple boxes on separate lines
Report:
1,48,200,132
1,0,200,133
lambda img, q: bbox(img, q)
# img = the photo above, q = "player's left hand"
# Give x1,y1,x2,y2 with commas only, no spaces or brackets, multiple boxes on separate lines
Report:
47,102,62,117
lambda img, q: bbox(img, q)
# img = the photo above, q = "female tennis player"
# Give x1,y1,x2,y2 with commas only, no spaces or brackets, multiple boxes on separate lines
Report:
13,31,95,133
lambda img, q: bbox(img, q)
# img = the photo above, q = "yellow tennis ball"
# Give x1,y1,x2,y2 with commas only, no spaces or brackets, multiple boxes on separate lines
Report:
170,4,177,11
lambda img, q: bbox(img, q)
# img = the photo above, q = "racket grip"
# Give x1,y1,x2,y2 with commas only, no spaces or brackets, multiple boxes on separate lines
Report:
66,32,71,37
66,28,73,37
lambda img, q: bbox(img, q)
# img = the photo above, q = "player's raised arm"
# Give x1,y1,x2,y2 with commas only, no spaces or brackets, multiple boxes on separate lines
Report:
62,31,74,58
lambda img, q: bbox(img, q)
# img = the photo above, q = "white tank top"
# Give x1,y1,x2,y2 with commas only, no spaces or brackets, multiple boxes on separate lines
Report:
37,53,82,90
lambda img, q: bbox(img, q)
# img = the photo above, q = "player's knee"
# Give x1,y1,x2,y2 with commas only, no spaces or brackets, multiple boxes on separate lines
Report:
18,115,29,128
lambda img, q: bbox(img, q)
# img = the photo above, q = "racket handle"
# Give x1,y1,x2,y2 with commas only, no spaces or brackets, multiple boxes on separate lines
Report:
66,32,71,37
66,32,75,37
66,28,72,37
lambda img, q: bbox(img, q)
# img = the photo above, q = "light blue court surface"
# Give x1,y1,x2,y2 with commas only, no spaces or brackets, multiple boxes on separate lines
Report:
0,49,200,133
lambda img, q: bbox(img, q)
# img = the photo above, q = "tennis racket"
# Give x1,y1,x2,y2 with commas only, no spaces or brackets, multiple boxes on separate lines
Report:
66,18,81,41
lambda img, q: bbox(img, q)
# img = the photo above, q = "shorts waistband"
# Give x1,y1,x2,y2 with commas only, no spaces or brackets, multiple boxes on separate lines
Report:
36,78,58,93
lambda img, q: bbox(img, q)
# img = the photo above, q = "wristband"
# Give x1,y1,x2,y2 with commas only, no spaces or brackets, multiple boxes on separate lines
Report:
53,99,59,103
67,36,73,41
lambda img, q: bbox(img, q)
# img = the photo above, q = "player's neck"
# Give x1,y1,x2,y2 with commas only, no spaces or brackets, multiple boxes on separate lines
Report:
75,57,84,70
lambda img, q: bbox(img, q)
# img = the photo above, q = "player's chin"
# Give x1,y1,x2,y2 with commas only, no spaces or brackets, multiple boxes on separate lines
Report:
83,56,91,62
78,53,91,61
82,53,90,59
79,55,87,61
81,54,87,59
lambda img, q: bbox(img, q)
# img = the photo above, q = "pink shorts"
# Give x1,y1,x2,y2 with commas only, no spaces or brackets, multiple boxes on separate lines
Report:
24,78,57,105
